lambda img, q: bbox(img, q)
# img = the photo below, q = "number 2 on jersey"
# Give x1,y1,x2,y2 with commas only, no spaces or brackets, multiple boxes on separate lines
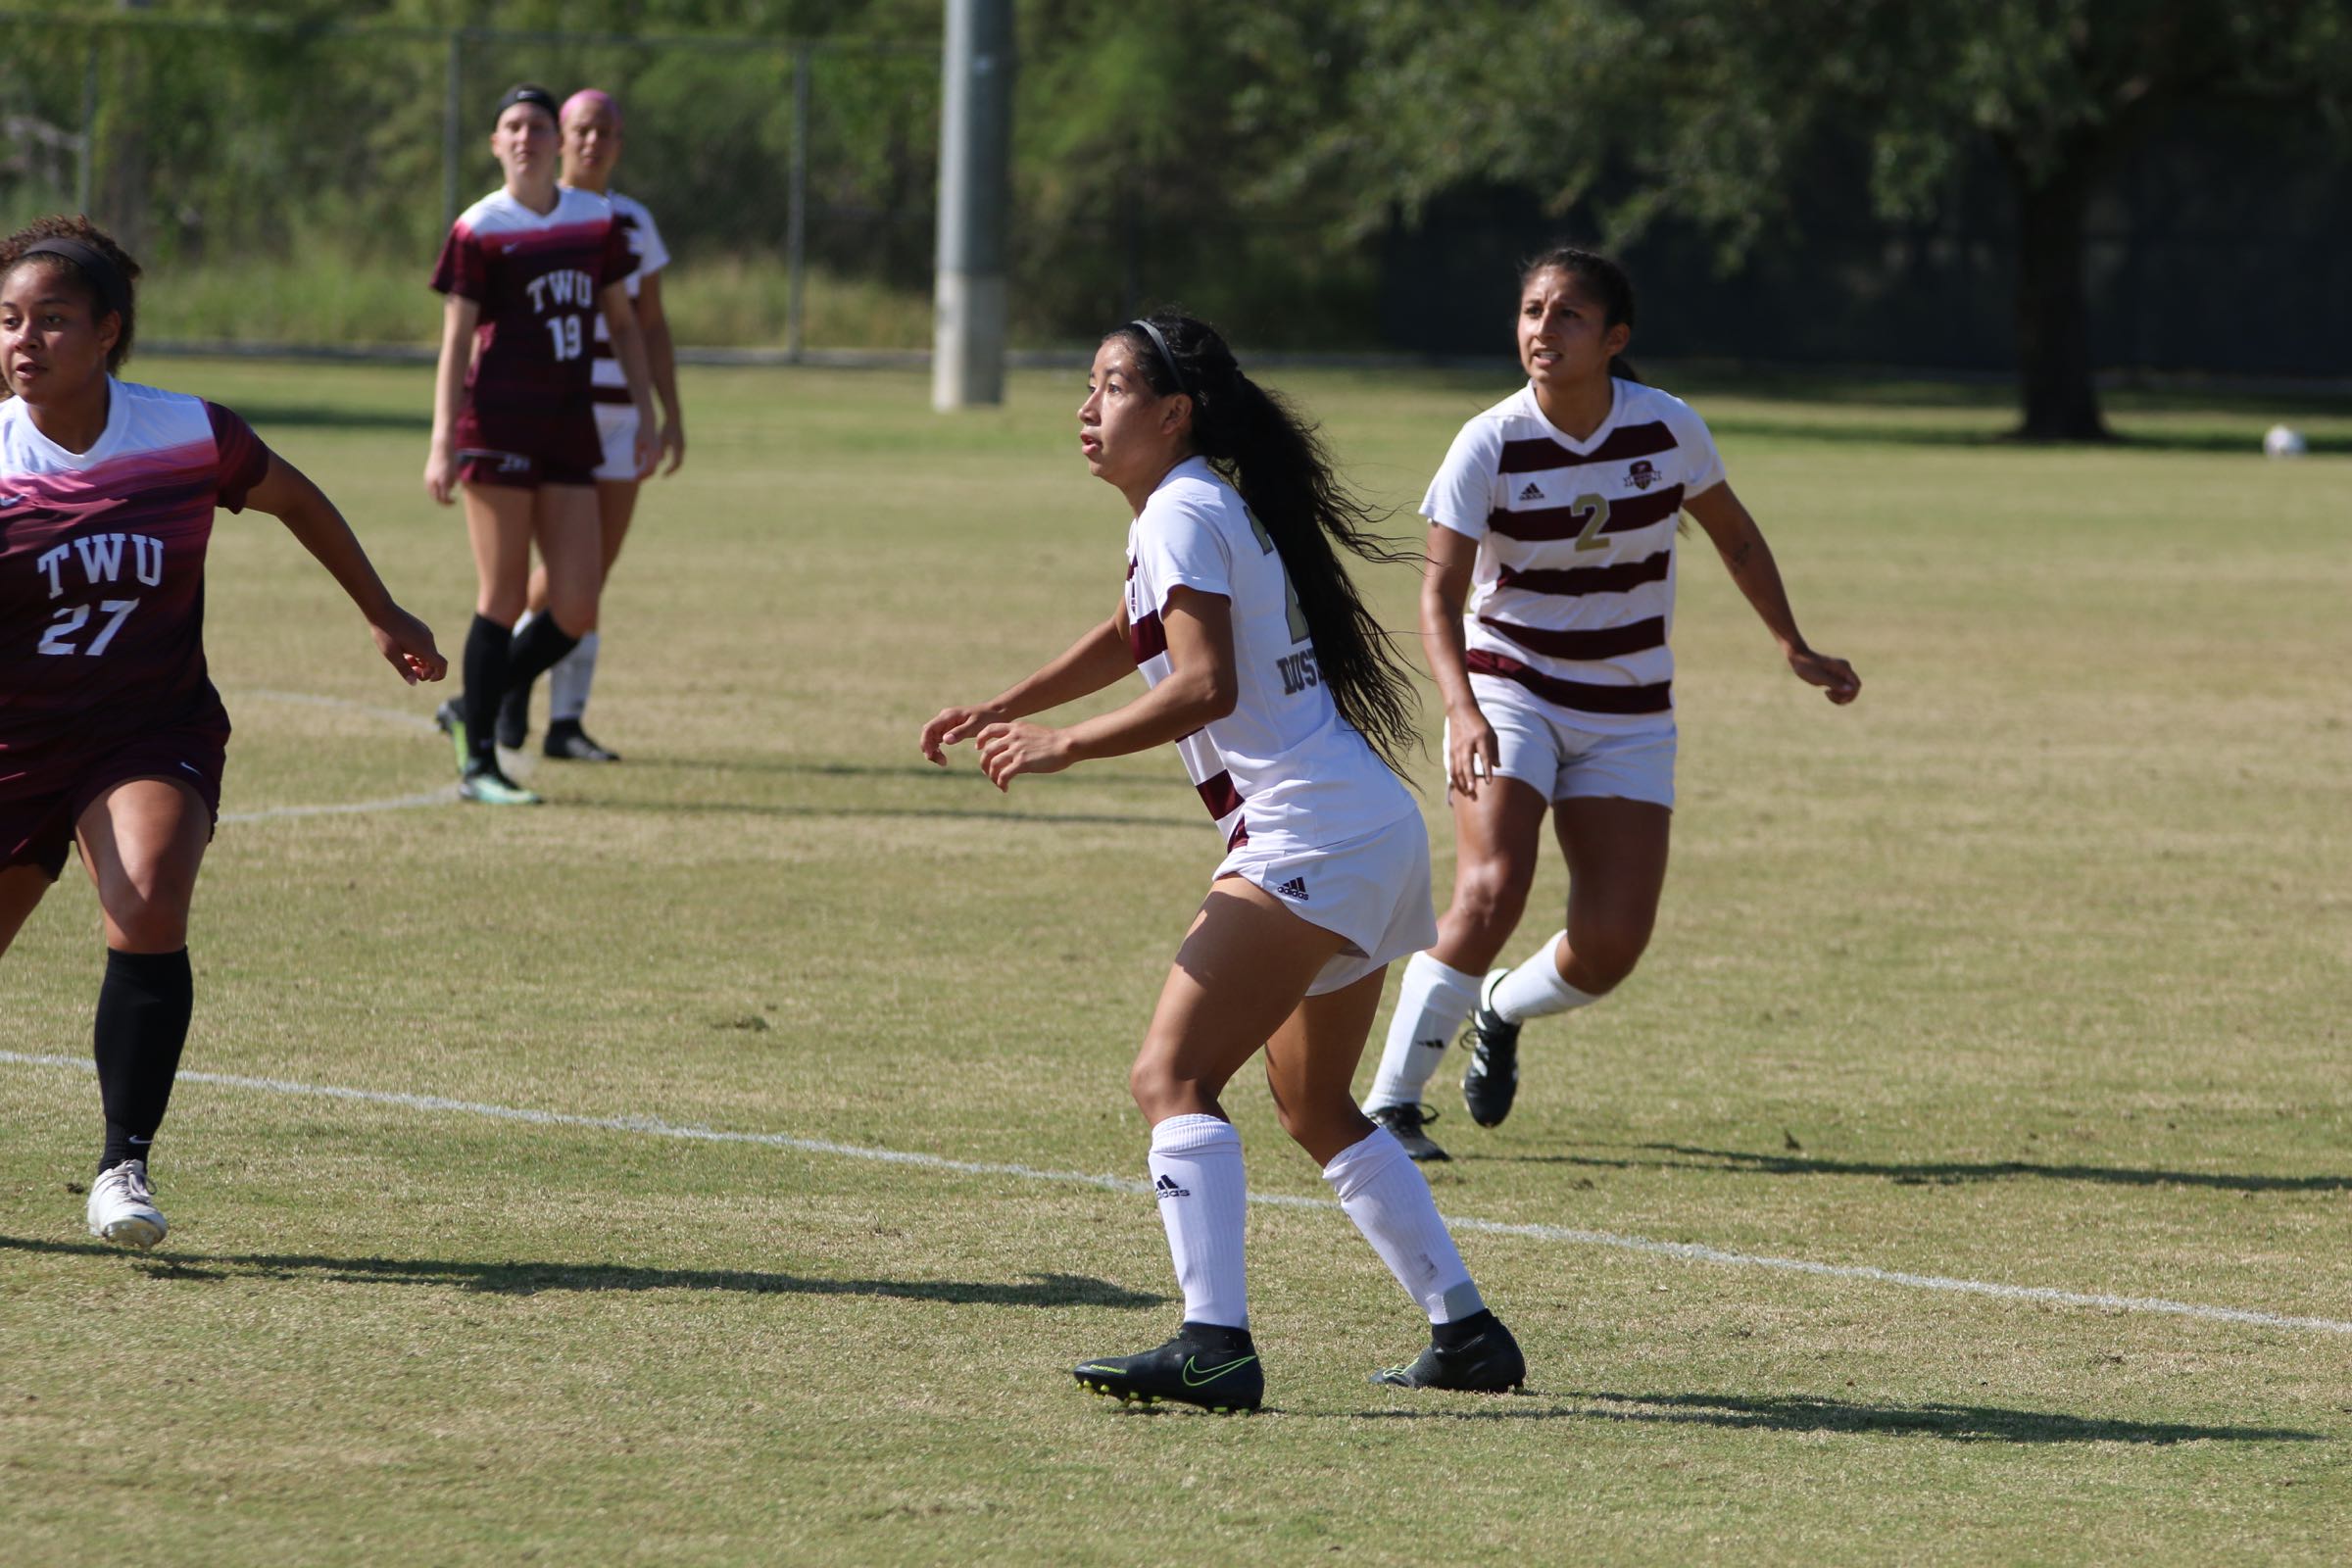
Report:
1245,511,1312,644
1569,492,1612,552
545,315,584,362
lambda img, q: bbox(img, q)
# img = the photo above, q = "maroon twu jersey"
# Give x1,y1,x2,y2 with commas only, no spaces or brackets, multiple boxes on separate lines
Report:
432,185,634,470
0,380,269,801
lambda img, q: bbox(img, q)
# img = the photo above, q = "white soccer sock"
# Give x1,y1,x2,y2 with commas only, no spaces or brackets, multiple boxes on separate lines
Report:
1323,1126,1483,1324
1149,1113,1250,1330
548,630,600,723
1364,952,1485,1112
1488,931,1601,1024
511,609,537,637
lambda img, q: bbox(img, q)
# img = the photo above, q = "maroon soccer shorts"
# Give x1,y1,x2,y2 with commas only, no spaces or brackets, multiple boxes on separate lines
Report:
457,447,597,490
0,717,229,881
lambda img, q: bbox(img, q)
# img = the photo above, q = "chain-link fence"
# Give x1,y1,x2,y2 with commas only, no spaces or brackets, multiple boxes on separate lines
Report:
0,13,941,355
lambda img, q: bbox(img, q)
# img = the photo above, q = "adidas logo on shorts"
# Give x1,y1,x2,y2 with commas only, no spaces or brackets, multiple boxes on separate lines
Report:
1154,1173,1191,1200
1274,877,1309,902
1518,482,1544,501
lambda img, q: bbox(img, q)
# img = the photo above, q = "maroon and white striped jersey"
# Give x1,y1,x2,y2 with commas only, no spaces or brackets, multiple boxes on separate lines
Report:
1423,379,1725,733
572,189,669,406
431,186,634,467
1124,458,1415,854
1,380,268,787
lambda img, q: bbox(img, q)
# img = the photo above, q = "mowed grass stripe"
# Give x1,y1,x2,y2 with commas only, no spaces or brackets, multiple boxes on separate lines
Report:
10,1049,2346,1338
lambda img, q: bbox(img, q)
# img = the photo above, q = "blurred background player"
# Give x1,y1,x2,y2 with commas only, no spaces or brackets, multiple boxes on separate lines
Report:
498,86,687,763
425,82,658,804
1361,247,1862,1162
0,216,445,1248
922,314,1524,1409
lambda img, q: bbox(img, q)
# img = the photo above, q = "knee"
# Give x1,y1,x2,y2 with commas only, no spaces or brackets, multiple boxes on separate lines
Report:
1565,922,1652,994
546,586,598,636
1128,1051,1197,1123
104,880,191,953
1450,857,1534,938
475,587,526,626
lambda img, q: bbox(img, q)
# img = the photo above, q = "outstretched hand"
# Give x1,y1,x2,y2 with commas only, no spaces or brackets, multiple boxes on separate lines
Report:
973,720,1074,791
371,605,447,685
919,703,1004,766
1788,647,1861,705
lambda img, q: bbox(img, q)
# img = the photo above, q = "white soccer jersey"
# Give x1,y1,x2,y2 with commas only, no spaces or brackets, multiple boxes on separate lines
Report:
1124,458,1416,854
1423,379,1726,734
571,189,670,401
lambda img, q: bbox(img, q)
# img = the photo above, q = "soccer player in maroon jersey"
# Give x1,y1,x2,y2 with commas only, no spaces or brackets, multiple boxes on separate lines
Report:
494,86,688,764
0,216,446,1248
424,83,658,804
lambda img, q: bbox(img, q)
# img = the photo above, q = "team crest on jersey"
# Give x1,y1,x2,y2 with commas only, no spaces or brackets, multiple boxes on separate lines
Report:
1625,460,1661,490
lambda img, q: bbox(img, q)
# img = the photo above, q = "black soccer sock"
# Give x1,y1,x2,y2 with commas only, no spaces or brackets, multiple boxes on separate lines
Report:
94,947,194,1174
1431,1307,1499,1350
462,613,513,766
502,613,580,701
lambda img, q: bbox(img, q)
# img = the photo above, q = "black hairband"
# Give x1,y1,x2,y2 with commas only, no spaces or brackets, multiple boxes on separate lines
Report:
495,84,560,125
1129,318,1196,401
19,237,130,321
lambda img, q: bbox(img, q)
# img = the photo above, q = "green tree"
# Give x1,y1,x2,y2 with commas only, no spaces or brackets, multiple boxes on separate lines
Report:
1300,0,2352,440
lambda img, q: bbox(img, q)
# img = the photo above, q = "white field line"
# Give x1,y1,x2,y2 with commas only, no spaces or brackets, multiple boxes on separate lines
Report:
5,1051,2347,1337
216,687,490,821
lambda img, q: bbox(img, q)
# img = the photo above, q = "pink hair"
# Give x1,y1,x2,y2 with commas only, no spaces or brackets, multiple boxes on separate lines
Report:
562,88,620,128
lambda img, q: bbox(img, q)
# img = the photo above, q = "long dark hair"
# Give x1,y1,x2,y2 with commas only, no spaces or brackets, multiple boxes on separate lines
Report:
1522,244,1639,384
1114,314,1420,775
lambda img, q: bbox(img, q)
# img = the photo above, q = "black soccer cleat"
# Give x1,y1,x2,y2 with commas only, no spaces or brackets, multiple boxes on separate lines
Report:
1074,1322,1263,1413
1368,1102,1450,1162
1370,1310,1526,1393
495,685,531,751
543,718,620,762
1459,972,1521,1129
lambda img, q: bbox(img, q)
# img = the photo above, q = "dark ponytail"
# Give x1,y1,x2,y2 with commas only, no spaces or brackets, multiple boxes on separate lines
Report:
1523,244,1639,383
1115,314,1421,775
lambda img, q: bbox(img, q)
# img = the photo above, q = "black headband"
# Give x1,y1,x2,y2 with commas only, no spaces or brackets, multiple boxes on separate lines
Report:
495,84,560,126
18,237,130,322
1128,318,1195,401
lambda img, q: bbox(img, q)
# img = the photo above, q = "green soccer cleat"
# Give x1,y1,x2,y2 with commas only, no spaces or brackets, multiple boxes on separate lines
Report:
458,761,542,806
433,697,470,771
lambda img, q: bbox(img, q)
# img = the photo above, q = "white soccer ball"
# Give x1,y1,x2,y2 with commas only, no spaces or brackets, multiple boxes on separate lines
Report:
2263,423,2307,459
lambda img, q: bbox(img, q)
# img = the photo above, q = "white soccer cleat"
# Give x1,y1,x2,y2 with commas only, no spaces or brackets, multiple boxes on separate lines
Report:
86,1159,168,1250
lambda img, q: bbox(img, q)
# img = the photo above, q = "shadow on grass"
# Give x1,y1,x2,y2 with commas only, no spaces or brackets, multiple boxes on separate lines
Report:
1345,1390,2324,1445
0,1237,1162,1308
1494,1144,2352,1195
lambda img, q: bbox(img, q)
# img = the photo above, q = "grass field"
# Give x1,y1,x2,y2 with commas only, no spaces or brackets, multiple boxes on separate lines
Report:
3,360,2349,1565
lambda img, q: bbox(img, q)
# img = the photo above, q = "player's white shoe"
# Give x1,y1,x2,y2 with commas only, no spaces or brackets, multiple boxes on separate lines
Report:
86,1159,168,1250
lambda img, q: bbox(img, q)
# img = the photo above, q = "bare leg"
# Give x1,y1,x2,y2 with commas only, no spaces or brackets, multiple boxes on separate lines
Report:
0,862,53,959
1428,777,1549,975
1549,797,1672,995
77,777,209,953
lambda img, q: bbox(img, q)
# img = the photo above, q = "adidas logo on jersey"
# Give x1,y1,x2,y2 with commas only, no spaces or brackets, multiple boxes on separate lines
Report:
1273,877,1309,902
1153,1173,1191,1200
1517,482,1544,502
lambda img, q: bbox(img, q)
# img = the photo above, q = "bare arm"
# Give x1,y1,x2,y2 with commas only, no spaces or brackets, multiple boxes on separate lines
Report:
423,294,478,506
919,597,1138,764
973,586,1238,790
634,270,685,475
1421,520,1498,795
247,453,446,685
1684,482,1860,704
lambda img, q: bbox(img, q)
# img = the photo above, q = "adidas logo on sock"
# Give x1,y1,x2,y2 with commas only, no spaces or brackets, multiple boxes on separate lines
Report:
1153,1172,1191,1200
1518,482,1544,502
1274,876,1308,901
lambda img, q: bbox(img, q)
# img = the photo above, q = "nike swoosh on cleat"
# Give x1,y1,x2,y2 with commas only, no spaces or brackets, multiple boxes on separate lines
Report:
1181,1354,1257,1387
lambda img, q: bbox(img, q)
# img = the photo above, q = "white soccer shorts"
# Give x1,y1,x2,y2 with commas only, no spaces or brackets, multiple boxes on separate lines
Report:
1450,676,1677,808
592,403,642,482
1215,810,1440,997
